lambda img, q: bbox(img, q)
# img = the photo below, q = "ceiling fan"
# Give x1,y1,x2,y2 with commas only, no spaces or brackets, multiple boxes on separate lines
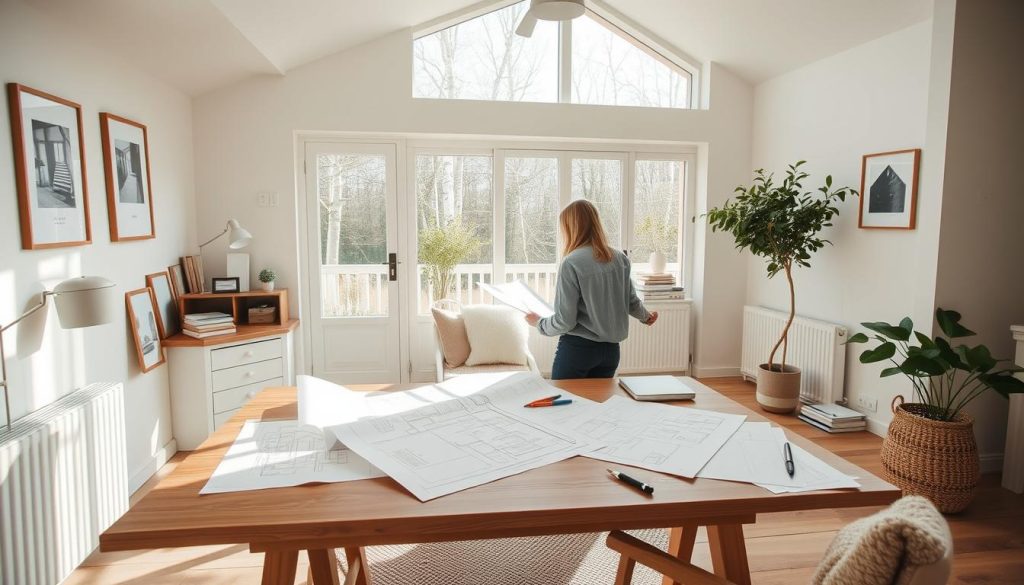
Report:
515,0,586,38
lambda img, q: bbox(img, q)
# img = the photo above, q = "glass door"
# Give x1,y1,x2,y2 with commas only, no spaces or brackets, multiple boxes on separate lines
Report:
304,142,402,383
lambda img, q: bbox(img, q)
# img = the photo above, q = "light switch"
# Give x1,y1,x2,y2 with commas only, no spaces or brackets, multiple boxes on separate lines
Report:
257,191,271,207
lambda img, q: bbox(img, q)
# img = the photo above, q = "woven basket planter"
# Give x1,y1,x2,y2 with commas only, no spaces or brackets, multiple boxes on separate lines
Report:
880,397,979,513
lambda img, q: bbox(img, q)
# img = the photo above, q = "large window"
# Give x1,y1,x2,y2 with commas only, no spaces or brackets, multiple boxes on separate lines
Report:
633,159,684,276
571,157,623,246
414,2,694,108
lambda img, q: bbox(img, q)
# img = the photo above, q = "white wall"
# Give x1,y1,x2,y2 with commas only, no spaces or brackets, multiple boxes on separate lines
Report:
748,21,934,432
191,29,753,378
0,0,196,491
932,0,1024,458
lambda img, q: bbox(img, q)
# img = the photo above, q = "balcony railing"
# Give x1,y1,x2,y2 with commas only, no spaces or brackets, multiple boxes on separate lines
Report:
319,261,680,317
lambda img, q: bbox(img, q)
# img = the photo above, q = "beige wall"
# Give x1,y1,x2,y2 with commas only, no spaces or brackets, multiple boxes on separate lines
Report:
0,0,197,489
191,29,754,377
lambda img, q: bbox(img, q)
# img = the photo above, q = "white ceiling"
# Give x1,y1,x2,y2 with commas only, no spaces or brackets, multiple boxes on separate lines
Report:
24,0,933,96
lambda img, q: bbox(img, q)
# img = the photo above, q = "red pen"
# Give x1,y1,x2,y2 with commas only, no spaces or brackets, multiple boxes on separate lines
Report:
524,394,561,407
525,399,572,408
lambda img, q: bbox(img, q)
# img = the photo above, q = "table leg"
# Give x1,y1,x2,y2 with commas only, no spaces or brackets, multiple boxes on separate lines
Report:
344,547,373,585
707,523,751,585
262,550,299,585
308,548,341,585
661,524,698,585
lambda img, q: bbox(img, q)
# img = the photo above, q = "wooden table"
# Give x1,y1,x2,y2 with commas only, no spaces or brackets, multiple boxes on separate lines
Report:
100,379,900,585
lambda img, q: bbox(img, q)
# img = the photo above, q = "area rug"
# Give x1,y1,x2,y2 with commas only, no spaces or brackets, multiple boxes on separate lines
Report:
338,529,670,585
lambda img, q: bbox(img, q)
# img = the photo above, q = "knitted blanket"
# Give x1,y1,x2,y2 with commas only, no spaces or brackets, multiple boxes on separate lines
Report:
813,496,952,585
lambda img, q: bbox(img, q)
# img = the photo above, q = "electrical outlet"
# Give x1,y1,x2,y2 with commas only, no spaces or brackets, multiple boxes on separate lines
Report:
855,396,878,413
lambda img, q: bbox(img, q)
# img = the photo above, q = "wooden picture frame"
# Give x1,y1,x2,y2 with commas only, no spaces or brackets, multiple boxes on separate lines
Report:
7,83,92,249
125,288,165,373
100,113,155,241
146,271,180,338
212,277,240,294
167,263,186,302
859,148,921,230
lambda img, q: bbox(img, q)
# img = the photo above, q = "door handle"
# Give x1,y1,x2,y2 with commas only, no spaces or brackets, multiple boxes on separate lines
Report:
388,253,398,282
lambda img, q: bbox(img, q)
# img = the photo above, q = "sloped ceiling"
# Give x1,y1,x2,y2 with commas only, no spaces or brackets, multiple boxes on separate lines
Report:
21,0,933,96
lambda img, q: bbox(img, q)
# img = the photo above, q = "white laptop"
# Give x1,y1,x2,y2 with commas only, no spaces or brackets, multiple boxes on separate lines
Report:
618,376,700,401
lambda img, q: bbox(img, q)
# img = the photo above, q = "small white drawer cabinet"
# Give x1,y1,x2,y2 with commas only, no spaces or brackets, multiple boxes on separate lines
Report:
168,331,295,449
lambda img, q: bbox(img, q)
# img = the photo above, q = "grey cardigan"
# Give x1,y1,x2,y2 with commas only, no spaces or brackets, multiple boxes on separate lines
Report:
537,246,651,343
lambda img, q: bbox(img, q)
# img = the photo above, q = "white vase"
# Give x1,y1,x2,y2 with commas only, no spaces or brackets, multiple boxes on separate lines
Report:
260,281,275,291
648,250,666,274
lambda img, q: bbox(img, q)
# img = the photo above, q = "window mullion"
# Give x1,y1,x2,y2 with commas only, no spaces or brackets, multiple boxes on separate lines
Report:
493,149,506,285
559,20,572,103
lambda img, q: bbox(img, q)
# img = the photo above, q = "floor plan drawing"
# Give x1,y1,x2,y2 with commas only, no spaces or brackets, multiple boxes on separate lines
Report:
579,396,746,478
201,420,384,494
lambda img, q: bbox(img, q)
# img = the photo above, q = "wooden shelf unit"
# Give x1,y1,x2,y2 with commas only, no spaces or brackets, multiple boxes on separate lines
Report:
178,289,289,326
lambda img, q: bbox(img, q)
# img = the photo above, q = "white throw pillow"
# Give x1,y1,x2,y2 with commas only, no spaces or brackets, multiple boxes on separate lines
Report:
462,305,529,366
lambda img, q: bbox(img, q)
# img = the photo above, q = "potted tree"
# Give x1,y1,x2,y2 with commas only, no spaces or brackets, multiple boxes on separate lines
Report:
848,309,1024,512
707,162,855,413
635,215,677,275
419,219,482,302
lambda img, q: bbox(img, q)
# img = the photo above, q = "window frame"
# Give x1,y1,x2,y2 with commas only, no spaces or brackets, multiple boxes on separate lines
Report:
412,0,701,109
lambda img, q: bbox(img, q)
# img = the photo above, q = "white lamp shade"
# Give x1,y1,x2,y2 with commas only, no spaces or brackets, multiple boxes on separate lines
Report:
52,276,117,329
227,219,252,249
530,0,585,21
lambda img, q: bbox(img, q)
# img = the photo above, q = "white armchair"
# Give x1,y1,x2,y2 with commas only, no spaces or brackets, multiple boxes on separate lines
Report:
431,299,539,382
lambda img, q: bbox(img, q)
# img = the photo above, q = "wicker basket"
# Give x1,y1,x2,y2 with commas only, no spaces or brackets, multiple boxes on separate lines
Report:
880,396,979,513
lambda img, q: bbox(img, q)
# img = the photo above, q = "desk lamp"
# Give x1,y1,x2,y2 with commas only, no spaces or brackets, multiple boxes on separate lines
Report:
1,276,116,428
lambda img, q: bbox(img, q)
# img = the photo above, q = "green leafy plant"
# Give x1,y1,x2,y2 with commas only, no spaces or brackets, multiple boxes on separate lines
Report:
419,219,482,300
706,161,856,372
847,308,1024,421
635,215,678,254
258,268,276,283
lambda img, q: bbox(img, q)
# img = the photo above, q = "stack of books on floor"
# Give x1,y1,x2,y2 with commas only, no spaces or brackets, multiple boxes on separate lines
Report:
799,402,867,433
183,312,236,339
634,272,684,301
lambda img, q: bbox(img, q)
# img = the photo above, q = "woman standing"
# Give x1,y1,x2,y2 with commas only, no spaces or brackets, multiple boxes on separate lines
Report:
526,200,658,379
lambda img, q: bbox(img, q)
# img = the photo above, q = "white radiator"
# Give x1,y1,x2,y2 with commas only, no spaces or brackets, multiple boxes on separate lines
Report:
741,306,847,404
0,382,128,585
529,301,692,375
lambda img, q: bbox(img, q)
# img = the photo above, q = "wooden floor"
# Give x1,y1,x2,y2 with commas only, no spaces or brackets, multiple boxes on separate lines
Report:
66,377,1024,585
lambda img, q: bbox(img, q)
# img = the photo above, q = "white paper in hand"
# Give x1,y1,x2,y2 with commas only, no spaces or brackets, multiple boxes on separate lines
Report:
478,280,554,317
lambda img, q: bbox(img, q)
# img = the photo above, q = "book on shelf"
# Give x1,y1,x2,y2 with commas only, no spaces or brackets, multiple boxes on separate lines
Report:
642,293,685,301
184,312,234,327
635,283,677,292
182,327,237,339
183,321,236,333
179,255,206,293
798,414,866,433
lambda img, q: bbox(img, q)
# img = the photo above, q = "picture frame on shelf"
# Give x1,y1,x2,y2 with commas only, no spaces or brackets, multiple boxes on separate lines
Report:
212,277,240,293
859,149,921,230
7,83,92,249
100,113,154,241
167,263,186,302
146,271,180,338
125,287,165,373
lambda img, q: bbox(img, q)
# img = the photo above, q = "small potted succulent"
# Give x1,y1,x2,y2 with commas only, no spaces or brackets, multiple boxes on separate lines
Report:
258,268,276,291
848,308,1024,512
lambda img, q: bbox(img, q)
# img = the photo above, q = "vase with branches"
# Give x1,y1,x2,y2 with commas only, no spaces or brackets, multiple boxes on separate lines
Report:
707,161,855,412
635,215,678,274
419,219,482,302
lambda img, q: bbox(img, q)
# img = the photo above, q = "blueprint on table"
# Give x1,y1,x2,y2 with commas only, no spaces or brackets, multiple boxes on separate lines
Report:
200,419,384,495
329,373,602,501
578,395,746,478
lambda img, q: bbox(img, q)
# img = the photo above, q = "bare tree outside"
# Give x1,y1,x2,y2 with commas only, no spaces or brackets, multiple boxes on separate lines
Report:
572,158,623,247
504,156,559,265
633,160,683,265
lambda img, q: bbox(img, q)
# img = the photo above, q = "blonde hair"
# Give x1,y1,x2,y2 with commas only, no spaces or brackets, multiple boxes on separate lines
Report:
560,200,613,263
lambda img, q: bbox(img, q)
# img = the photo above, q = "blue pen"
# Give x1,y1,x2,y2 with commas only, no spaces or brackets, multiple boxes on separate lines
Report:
524,399,573,408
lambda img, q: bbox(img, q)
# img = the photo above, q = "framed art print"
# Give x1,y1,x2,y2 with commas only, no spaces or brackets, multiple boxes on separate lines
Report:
7,83,91,249
167,263,186,302
146,271,180,338
859,149,921,230
100,113,154,240
212,277,240,293
125,288,165,373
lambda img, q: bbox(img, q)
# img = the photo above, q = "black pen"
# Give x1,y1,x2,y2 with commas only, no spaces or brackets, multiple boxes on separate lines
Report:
784,442,795,478
607,469,654,495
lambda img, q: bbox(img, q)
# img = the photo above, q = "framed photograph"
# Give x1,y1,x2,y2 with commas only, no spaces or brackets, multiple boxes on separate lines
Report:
100,113,154,241
7,83,91,249
146,271,180,338
212,277,240,293
167,263,186,302
859,149,921,230
125,288,165,373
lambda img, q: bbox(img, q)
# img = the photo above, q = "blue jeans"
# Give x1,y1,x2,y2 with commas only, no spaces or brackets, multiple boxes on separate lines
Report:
550,334,620,380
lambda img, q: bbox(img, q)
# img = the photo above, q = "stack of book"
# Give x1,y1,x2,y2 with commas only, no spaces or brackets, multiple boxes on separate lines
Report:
182,312,236,339
180,255,206,293
634,272,684,301
799,402,867,433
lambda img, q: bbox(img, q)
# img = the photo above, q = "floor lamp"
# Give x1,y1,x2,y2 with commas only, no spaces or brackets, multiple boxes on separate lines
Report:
1,276,116,429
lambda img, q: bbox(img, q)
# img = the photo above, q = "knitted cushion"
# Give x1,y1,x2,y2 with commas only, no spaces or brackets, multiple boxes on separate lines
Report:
462,305,529,367
432,307,471,367
813,496,952,585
